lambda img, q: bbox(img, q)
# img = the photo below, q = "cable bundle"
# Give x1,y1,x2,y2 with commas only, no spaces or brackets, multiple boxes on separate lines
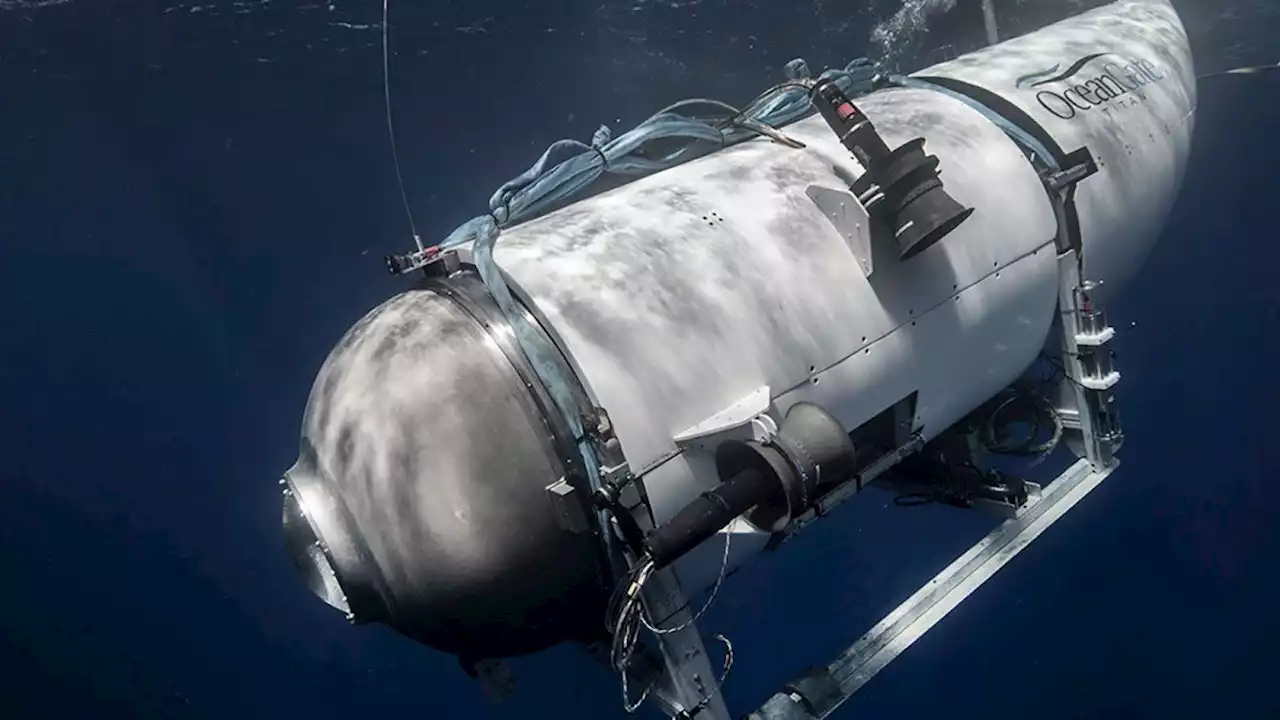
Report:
435,57,878,254
980,383,1063,467
605,530,735,715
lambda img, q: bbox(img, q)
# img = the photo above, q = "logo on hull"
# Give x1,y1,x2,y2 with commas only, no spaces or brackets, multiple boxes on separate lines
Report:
1017,53,1167,120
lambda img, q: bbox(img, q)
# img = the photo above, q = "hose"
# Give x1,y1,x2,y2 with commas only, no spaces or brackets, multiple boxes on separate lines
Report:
980,387,1063,466
436,57,878,255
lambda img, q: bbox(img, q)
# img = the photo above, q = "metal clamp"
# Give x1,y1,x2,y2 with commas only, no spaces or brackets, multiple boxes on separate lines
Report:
386,245,474,277
1056,255,1124,468
672,386,779,453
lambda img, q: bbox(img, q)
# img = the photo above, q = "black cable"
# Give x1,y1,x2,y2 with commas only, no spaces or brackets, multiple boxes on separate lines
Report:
984,393,1042,454
1037,362,1064,391
606,559,653,677
607,558,658,714
606,527,736,715
1043,355,1089,390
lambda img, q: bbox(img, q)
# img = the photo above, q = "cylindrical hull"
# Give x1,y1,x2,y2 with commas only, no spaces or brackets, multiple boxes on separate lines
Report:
492,0,1194,590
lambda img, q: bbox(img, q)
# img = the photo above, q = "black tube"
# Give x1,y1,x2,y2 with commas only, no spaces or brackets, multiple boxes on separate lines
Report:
645,466,778,569
811,79,891,169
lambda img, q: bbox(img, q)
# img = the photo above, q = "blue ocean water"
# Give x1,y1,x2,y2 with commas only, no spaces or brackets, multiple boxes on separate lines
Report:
0,1,1276,718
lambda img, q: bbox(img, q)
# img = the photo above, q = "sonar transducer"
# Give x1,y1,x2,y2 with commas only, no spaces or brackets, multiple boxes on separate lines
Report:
811,77,975,260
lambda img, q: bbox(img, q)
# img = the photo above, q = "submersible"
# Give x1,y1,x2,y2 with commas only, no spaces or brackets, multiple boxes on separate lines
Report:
277,1,1195,716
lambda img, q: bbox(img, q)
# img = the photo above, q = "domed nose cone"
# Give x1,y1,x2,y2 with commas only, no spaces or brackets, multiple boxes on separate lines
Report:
283,278,604,658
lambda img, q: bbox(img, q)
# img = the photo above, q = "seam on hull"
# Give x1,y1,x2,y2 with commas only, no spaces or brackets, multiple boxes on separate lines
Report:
778,235,1058,398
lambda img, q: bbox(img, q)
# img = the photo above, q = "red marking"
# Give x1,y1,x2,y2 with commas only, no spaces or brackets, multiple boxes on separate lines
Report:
836,102,858,121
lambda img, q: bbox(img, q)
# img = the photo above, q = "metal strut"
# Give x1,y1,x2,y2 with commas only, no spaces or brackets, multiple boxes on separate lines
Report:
748,458,1113,719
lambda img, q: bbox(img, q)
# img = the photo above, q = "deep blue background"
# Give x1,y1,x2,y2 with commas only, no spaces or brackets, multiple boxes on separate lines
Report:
1,1,1277,717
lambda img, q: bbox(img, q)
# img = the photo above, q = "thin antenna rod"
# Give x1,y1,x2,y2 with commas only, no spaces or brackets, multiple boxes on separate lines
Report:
382,0,423,252
981,0,999,45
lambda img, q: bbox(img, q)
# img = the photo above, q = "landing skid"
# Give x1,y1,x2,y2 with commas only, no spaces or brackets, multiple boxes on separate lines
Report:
747,456,1113,719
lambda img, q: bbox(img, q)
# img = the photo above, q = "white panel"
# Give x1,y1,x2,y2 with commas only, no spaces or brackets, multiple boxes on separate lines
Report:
777,239,1059,443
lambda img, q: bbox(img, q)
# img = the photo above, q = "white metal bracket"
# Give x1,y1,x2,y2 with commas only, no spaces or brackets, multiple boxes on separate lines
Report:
806,186,875,278
673,385,779,453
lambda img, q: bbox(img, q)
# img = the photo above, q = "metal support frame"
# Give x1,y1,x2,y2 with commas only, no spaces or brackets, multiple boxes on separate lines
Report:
748,457,1112,719
639,568,732,719
746,244,1124,719
624,485,731,718
1056,251,1124,468
647,255,1125,718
